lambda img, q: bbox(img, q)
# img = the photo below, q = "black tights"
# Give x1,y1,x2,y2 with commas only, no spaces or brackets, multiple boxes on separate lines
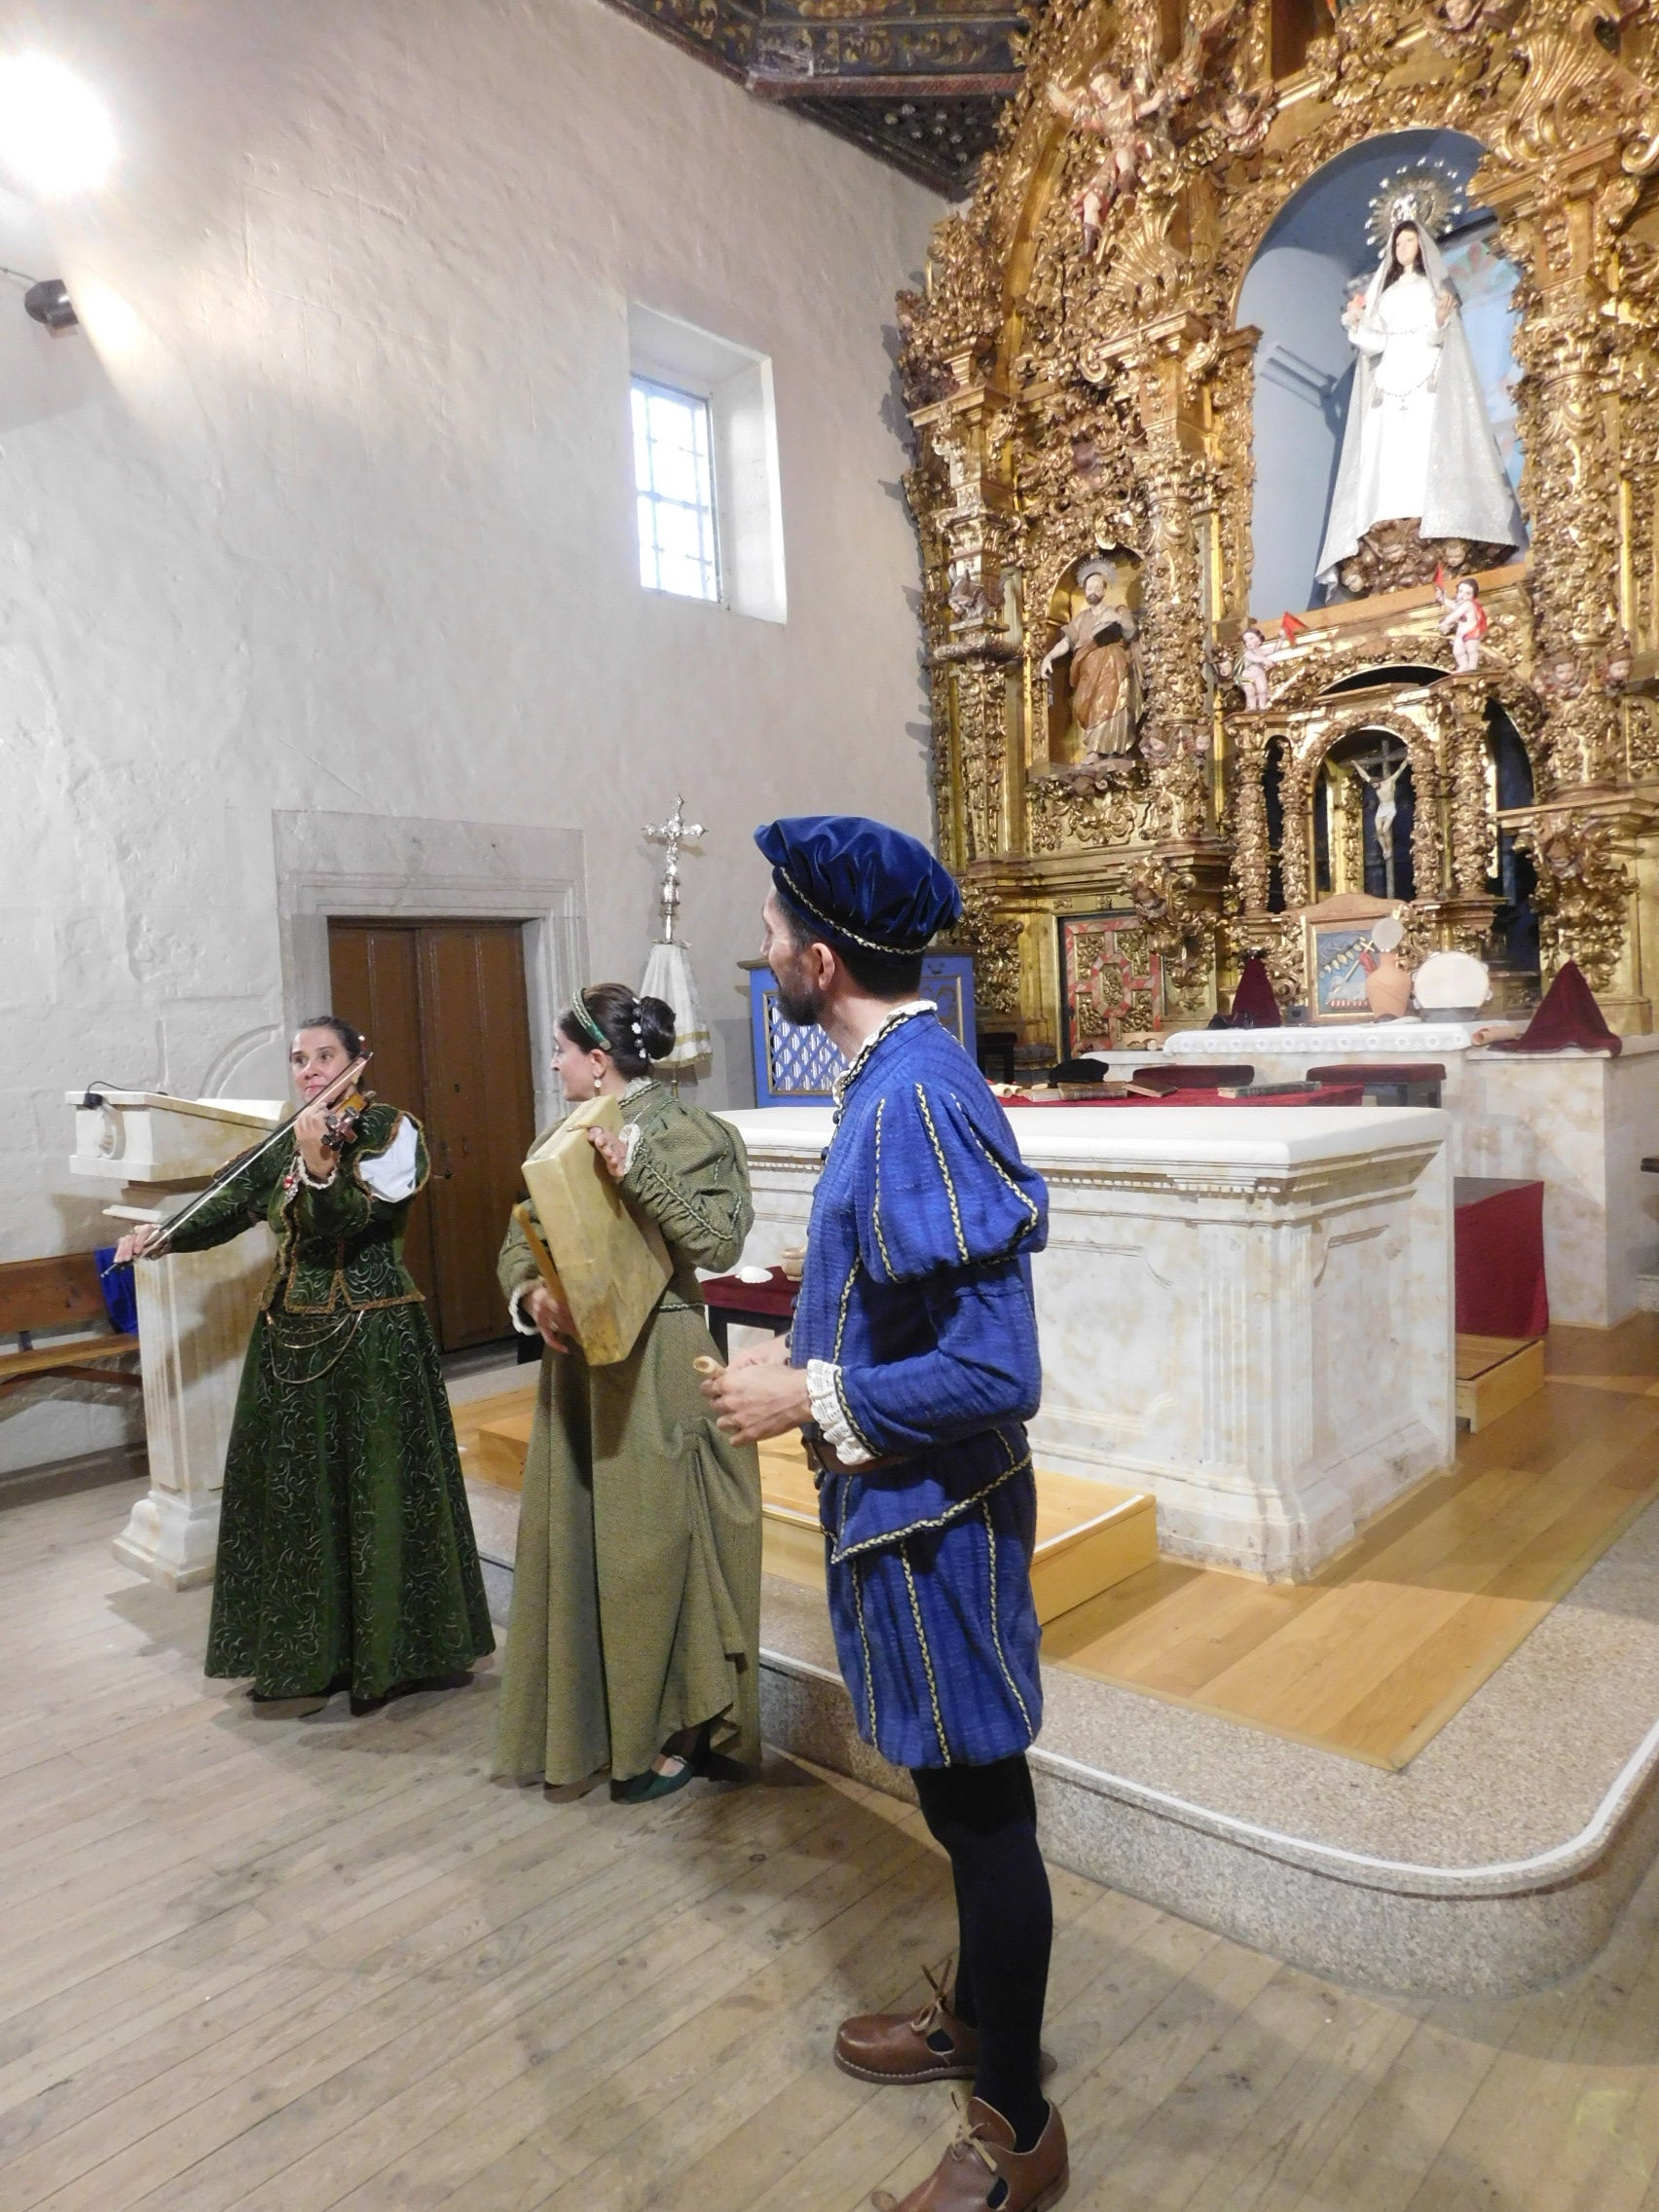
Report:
910,1754,1052,2152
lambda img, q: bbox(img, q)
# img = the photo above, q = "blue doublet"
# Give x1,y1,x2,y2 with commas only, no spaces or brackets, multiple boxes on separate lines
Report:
793,1010,1050,1769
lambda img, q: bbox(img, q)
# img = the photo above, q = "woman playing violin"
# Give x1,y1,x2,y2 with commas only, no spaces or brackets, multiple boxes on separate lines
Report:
116,1015,494,1710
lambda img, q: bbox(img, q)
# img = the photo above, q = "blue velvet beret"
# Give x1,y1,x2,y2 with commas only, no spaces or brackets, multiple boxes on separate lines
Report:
755,815,963,957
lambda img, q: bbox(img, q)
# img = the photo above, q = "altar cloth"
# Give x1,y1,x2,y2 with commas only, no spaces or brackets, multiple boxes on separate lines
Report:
1455,1176,1548,1338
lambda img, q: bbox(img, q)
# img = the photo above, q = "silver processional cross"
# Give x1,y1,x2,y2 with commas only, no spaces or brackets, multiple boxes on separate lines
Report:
644,797,704,944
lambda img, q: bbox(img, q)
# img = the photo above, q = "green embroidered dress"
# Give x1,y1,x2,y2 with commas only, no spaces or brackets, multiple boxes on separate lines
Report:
493,1081,762,1787
163,1103,495,1701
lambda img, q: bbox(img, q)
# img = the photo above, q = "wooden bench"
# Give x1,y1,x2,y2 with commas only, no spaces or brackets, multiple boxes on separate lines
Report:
0,1254,141,1401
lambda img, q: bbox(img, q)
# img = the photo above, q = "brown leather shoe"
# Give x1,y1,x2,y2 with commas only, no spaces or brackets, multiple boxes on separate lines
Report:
835,1960,978,2084
872,2096,1068,2211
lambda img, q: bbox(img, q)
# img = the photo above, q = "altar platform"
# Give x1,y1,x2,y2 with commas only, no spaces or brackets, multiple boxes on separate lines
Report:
455,1312,1659,1996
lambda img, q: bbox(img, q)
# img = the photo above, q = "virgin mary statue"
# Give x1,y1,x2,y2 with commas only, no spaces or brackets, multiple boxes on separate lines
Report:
1316,174,1524,594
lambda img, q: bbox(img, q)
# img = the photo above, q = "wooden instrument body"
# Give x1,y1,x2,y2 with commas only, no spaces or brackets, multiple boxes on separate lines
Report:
517,1096,671,1365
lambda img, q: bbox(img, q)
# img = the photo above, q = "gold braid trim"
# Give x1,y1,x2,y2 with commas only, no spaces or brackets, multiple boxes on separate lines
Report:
829,1449,1032,1565
900,1540,950,1764
979,1501,1034,1738
852,1556,880,1744
913,1084,969,1266
870,1099,896,1276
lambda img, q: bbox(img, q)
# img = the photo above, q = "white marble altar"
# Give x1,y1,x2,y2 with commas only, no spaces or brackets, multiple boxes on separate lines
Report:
1156,1026,1659,1327
721,1103,1454,1580
69,1091,279,1589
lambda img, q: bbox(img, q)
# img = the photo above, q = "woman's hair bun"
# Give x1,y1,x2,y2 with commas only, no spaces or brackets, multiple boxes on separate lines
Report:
638,995,677,1061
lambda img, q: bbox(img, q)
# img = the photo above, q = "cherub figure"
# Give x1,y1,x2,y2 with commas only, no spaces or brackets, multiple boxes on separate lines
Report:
1436,574,1488,672
1536,649,1587,703
1048,64,1172,253
1600,633,1634,693
1216,78,1276,153
1047,0,1243,252
1228,622,1291,711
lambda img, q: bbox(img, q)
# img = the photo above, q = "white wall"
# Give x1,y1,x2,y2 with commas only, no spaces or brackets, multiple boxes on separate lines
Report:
0,0,940,1468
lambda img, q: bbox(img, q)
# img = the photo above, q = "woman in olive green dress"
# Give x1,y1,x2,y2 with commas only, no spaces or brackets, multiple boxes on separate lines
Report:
494,981,762,1802
115,1015,494,1710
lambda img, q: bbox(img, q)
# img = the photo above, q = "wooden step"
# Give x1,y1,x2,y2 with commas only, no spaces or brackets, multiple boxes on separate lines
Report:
473,1408,535,1491
1455,1333,1546,1433
450,1384,539,1493
756,1438,1158,1624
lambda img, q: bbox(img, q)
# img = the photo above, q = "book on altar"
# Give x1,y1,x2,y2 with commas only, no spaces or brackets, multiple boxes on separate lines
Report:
517,1096,671,1365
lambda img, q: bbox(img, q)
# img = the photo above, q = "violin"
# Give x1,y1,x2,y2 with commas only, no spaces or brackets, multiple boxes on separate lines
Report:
319,1071,376,1155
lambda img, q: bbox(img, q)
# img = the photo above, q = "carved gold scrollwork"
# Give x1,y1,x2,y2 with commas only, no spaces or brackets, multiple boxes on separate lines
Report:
900,0,1659,1044
1128,860,1222,1014
949,885,1025,1015
1517,813,1633,986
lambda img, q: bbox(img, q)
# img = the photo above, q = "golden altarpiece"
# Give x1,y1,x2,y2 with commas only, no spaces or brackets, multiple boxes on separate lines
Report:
903,0,1659,1051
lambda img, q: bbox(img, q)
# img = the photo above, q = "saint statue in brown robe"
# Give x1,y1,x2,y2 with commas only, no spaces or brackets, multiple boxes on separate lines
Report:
1040,560,1144,757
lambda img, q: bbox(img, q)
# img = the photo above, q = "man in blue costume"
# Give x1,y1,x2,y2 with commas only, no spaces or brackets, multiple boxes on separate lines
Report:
704,815,1067,2212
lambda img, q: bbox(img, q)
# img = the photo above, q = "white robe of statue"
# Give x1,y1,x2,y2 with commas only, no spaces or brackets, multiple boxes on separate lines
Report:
1316,222,1524,590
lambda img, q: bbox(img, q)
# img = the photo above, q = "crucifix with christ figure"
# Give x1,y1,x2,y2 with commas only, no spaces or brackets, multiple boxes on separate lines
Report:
1348,736,1411,901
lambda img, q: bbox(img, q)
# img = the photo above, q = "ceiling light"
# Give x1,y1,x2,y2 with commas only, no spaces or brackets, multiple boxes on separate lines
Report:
0,56,115,197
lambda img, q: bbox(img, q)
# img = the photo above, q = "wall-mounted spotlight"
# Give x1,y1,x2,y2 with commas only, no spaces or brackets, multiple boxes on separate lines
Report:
0,262,77,332
23,276,75,329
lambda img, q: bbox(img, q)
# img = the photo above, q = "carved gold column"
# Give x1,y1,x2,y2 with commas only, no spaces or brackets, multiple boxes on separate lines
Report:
1278,746,1311,913
1480,152,1629,793
911,350,1018,869
1433,684,1505,952
1230,718,1272,917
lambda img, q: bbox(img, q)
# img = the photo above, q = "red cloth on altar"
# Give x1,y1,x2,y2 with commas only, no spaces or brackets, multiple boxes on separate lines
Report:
701,1265,797,1323
1454,1177,1548,1337
1003,1087,1366,1108
1488,959,1622,1056
1229,953,1281,1027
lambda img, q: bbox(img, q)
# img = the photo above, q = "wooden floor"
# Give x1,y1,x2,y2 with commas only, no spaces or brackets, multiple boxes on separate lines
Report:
13,1481,1659,2209
1047,1315,1659,1770
457,1323,1659,1772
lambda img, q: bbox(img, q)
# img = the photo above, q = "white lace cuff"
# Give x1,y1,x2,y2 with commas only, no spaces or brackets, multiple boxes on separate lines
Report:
807,1358,873,1467
297,1159,339,1190
507,1282,541,1338
617,1123,642,1172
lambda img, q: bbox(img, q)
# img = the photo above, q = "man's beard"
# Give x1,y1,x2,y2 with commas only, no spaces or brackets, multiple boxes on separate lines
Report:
773,963,826,1028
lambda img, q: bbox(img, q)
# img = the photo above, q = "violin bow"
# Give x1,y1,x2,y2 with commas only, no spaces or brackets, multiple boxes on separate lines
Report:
132,1052,373,1262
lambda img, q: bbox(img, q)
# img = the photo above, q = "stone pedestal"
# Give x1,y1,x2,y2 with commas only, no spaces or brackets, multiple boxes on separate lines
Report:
720,1102,1453,1580
69,1089,279,1589
1458,1041,1659,1330
104,1217,272,1588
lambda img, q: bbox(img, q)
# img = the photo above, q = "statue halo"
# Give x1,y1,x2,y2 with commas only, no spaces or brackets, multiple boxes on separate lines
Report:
1366,163,1463,254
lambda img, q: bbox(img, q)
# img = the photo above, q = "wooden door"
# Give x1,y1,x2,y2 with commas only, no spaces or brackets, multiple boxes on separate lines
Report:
326,920,537,1351
326,924,436,1310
